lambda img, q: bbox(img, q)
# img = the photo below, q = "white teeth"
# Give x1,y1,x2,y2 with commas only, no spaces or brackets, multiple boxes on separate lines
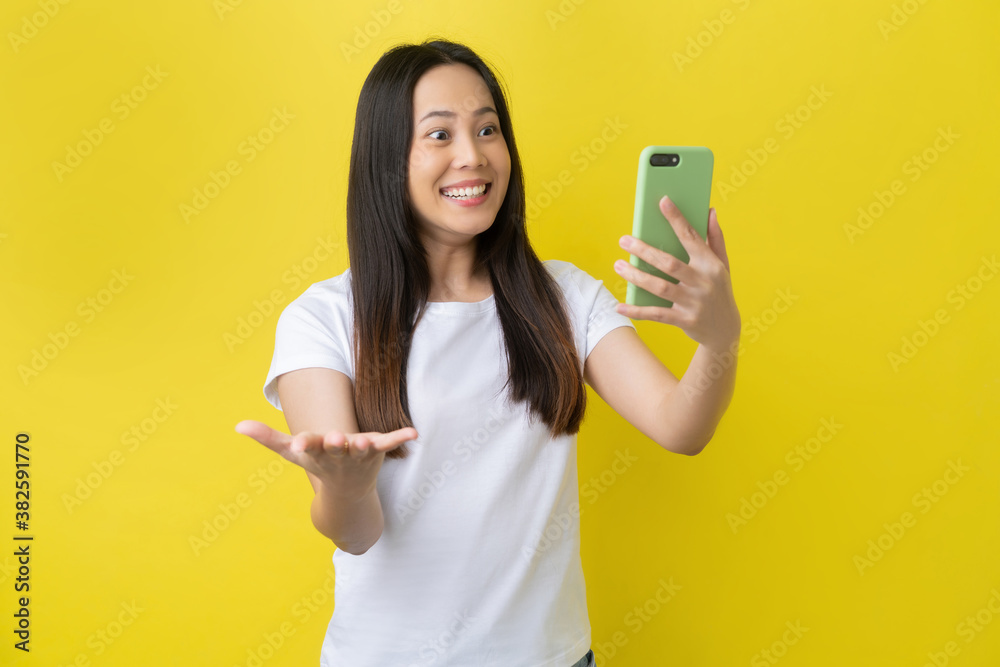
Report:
442,184,487,199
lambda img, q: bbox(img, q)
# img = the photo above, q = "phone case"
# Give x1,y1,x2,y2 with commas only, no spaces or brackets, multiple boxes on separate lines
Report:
626,145,714,308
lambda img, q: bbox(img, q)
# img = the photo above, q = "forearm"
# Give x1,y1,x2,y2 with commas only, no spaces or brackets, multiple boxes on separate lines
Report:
658,338,740,455
310,482,384,555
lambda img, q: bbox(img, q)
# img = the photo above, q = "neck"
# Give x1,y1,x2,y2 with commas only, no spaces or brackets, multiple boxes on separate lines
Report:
422,235,491,302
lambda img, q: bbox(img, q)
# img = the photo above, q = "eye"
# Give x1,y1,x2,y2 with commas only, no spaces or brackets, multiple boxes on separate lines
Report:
428,125,499,141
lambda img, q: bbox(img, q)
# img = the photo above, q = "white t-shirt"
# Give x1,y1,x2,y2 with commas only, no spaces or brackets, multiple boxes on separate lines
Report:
263,259,635,666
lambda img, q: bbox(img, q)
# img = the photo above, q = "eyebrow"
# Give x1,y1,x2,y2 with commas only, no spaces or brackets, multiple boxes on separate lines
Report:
417,106,498,125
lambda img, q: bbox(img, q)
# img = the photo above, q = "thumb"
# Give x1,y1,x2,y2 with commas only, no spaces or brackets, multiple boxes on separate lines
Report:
235,420,290,450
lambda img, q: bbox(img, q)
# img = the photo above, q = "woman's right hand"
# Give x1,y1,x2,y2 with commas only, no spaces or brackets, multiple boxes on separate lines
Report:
234,420,418,501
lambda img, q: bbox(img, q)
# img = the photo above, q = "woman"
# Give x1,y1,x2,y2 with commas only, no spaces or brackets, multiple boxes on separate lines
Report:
236,37,740,666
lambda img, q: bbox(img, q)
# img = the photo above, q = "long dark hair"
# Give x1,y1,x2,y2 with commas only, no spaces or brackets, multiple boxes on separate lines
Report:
347,37,585,459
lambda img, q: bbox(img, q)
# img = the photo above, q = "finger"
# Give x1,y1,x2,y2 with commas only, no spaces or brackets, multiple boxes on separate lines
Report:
235,421,328,472
613,258,688,308
350,434,375,457
290,431,327,455
371,427,419,453
321,431,351,456
615,301,683,325
706,207,731,275
658,195,711,264
235,420,293,452
347,433,383,458
621,234,697,286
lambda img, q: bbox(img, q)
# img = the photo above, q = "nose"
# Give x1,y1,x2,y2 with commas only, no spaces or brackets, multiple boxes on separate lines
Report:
452,131,487,169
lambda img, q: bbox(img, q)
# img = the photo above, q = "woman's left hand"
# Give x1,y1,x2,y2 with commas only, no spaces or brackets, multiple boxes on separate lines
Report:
613,195,741,352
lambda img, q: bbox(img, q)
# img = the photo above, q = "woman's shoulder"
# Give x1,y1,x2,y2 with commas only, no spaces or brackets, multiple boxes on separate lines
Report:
283,267,354,321
541,258,587,283
541,258,602,294
303,266,353,296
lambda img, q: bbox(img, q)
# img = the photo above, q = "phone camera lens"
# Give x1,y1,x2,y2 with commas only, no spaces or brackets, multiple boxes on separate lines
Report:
651,153,680,166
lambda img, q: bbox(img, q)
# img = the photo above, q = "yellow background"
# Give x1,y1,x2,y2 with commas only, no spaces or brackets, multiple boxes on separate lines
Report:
2,0,998,665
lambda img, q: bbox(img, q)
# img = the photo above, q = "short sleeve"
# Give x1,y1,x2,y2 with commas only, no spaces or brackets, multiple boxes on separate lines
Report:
262,279,354,411
583,274,636,359
544,259,636,366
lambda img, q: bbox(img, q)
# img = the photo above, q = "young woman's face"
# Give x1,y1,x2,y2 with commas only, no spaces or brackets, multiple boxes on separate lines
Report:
407,63,511,246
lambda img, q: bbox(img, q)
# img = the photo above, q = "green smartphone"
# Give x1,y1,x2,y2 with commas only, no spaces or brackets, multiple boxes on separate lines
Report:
626,145,714,308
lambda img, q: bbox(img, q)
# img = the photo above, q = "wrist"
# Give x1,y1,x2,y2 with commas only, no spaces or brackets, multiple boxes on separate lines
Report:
702,333,741,357
317,476,378,505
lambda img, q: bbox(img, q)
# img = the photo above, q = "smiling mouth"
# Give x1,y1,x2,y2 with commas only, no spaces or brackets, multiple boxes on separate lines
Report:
440,183,491,200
